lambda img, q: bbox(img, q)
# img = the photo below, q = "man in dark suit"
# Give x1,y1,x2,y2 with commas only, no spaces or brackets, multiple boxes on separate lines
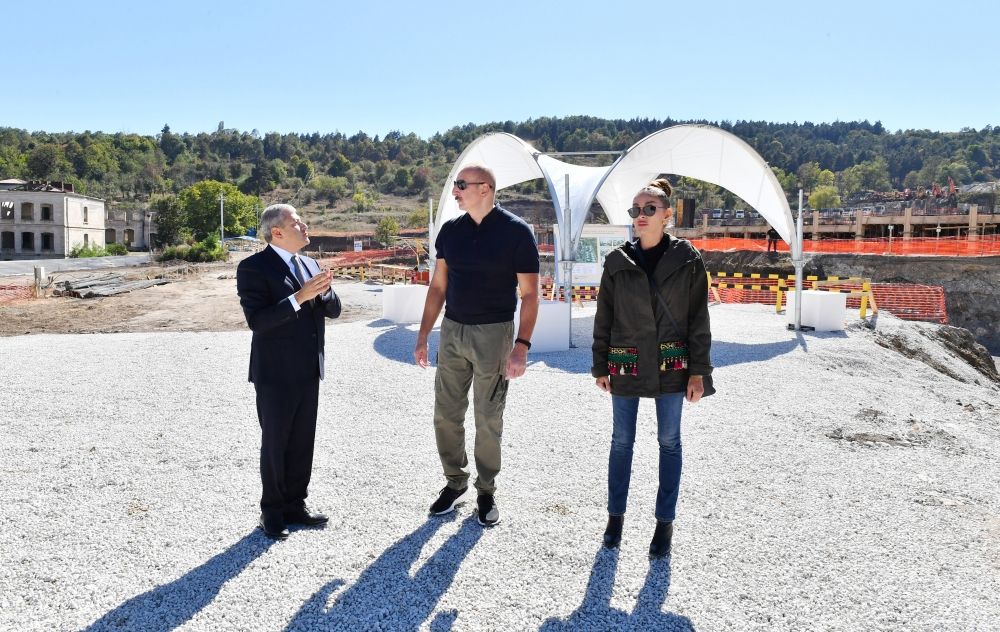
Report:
236,203,341,540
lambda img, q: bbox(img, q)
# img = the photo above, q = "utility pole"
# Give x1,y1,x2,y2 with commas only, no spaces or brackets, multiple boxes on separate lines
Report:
219,192,225,246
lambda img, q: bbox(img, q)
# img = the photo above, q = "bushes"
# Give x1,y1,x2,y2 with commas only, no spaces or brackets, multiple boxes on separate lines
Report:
69,242,133,258
69,243,109,258
158,234,227,263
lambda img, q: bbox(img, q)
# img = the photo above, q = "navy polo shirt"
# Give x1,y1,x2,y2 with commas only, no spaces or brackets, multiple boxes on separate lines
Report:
435,205,540,325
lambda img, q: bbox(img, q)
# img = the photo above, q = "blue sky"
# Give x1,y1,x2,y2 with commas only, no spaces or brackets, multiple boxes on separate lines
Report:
4,0,994,138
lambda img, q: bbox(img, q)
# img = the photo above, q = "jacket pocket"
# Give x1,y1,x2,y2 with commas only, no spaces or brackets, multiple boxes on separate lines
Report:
659,341,689,372
608,345,638,376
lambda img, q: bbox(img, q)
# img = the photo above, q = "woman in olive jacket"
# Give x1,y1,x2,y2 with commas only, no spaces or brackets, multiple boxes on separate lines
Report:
592,178,714,559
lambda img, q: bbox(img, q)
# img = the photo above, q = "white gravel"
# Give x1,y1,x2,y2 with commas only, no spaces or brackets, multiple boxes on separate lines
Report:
1,298,998,631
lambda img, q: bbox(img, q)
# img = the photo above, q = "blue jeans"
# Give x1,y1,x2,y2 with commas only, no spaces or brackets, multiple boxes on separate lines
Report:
608,393,684,522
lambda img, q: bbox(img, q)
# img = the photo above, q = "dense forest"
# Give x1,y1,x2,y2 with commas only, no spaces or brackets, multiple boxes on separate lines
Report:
2,116,998,236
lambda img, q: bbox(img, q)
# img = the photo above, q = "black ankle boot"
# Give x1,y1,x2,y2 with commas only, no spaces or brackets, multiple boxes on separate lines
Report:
603,514,624,549
648,520,673,559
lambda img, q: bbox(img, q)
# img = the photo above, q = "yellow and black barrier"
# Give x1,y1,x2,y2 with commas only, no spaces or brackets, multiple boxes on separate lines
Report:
707,272,878,319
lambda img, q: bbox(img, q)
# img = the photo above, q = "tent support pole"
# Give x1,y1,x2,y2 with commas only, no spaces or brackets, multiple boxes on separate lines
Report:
562,174,574,348
793,189,804,330
428,194,435,274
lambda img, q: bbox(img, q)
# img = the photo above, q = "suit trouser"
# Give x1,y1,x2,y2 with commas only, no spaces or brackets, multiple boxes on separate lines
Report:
255,377,319,515
433,317,514,495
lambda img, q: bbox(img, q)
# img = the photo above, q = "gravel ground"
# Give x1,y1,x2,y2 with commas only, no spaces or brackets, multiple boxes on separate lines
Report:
1,302,998,631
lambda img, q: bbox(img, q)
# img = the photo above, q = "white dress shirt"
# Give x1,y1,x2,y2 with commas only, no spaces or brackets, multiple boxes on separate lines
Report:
269,243,314,312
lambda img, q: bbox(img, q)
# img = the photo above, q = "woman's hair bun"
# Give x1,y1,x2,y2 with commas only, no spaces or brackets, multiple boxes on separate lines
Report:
650,178,672,196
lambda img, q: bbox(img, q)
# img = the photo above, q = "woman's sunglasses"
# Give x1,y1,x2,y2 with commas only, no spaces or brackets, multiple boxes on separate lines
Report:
454,179,488,190
627,204,663,218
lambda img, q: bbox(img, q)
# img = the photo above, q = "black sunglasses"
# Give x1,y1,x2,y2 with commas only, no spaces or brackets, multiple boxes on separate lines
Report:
627,204,663,218
454,179,488,190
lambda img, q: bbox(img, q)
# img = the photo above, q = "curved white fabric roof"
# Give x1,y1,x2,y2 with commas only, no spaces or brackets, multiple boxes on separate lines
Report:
433,125,797,260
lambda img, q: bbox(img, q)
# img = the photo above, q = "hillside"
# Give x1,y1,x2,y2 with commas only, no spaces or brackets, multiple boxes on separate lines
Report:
2,117,998,227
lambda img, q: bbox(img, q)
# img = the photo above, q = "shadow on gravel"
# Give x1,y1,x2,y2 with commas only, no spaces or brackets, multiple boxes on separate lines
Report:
370,321,440,365
711,338,802,368
368,318,823,375
82,530,274,632
540,547,693,631
285,514,482,631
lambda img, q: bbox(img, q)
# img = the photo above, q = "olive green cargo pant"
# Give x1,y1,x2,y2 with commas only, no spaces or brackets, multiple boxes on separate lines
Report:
434,317,514,495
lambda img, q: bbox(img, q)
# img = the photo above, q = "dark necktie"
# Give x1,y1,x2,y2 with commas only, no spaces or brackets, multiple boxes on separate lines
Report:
290,254,309,288
290,254,314,308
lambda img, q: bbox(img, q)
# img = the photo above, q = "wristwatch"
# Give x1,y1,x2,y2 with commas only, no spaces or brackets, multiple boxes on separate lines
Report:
515,337,532,350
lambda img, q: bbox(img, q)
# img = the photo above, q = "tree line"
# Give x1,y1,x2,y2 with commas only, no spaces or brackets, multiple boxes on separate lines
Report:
2,116,998,226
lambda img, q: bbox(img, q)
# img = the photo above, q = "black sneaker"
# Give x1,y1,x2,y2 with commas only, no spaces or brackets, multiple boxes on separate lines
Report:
429,486,467,515
477,494,501,527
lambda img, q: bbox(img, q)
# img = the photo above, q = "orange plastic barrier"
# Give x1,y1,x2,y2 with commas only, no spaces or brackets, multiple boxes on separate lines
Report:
690,236,1000,257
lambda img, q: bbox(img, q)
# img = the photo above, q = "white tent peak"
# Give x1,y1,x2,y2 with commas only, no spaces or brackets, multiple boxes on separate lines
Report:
433,124,797,261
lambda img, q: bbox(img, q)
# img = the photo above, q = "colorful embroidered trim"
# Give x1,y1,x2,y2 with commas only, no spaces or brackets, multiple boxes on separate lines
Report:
608,346,638,376
659,341,689,372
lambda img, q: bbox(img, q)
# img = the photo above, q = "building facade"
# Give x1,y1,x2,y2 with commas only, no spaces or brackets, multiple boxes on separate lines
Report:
105,208,156,250
0,181,107,260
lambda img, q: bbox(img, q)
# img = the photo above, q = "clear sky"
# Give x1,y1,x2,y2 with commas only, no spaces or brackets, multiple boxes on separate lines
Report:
4,0,995,138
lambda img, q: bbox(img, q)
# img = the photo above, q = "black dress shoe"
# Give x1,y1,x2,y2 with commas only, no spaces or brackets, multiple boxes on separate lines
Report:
603,514,624,549
259,513,289,540
648,520,673,559
284,505,329,527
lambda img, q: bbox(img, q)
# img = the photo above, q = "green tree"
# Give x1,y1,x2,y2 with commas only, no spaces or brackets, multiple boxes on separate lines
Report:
935,161,971,185
295,159,316,182
404,206,429,228
796,162,822,193
375,216,400,246
81,142,119,181
0,146,27,178
310,175,350,202
159,124,186,164
411,166,431,192
150,194,185,246
808,185,841,209
269,159,288,183
374,159,393,180
847,157,892,191
178,180,260,240
394,167,412,190
352,187,377,213
327,152,352,177
770,167,796,193
27,144,66,179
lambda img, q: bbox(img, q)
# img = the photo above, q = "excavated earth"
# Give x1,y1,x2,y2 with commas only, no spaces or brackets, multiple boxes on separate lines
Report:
700,251,1000,354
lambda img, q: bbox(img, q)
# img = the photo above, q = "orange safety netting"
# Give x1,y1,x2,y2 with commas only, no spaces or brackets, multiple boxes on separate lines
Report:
0,281,33,304
317,247,414,267
713,278,947,324
690,236,1000,257
539,276,948,325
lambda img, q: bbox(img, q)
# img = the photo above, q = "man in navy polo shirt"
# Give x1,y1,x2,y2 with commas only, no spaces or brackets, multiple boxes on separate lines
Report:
414,163,540,527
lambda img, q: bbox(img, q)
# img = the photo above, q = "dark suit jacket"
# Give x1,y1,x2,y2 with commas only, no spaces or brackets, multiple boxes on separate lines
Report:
236,245,341,385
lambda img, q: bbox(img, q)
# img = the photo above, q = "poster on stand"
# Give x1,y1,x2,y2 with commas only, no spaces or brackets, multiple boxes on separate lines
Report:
553,224,631,285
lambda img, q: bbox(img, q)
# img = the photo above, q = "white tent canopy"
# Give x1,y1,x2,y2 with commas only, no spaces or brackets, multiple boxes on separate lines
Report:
433,124,798,262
